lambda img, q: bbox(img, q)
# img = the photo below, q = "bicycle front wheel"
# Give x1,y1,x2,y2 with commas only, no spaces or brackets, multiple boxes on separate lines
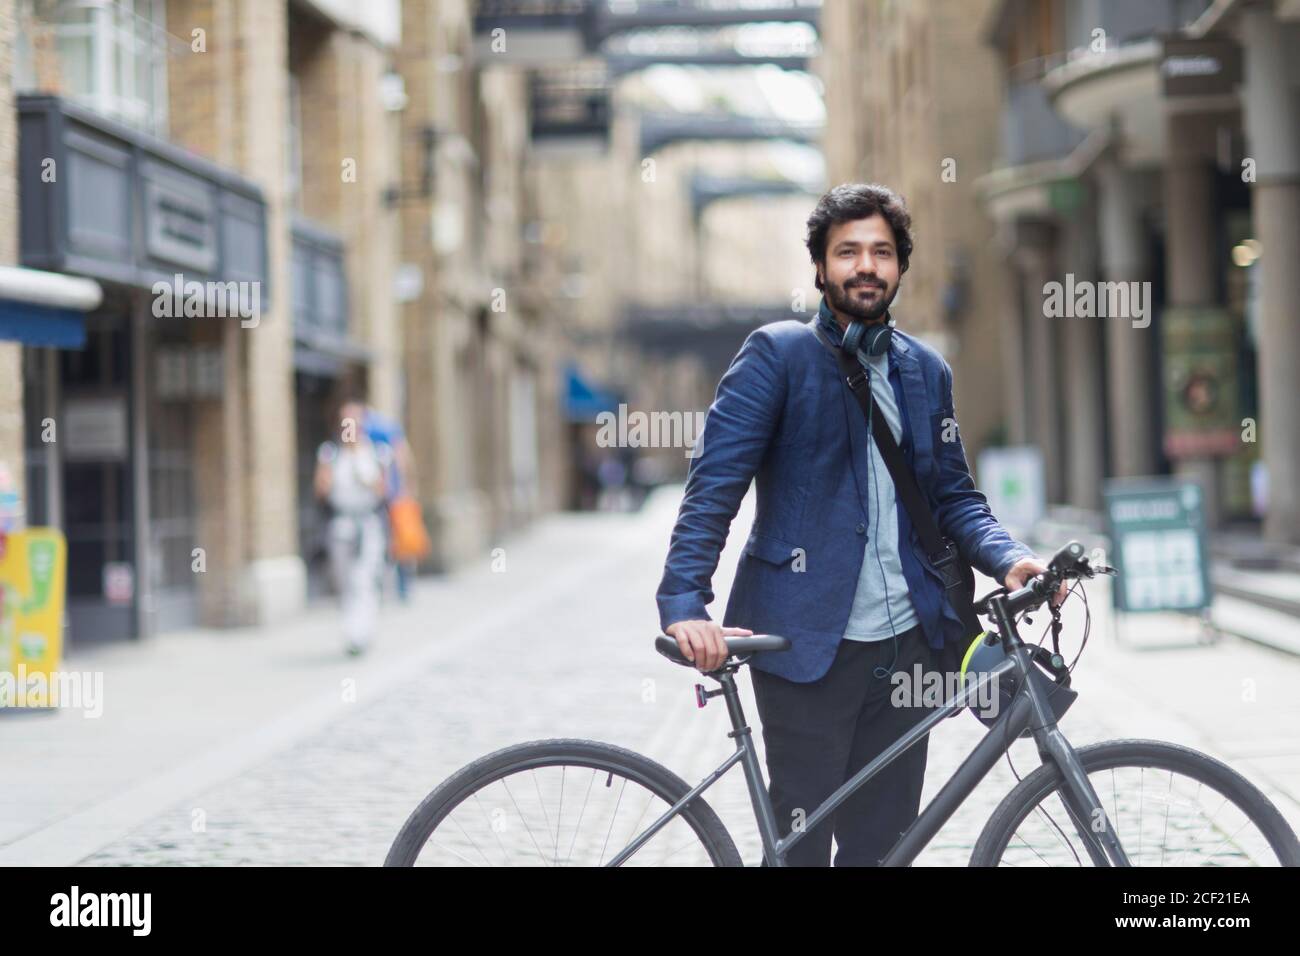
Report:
971,739,1300,866
384,739,743,867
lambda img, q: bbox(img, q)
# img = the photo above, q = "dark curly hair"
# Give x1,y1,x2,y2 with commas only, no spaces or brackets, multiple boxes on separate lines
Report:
805,183,914,291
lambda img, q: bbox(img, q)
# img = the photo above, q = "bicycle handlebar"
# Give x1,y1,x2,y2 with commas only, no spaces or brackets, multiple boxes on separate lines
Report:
977,540,1116,619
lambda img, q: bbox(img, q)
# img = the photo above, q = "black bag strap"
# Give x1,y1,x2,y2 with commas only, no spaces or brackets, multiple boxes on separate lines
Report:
811,323,946,553
812,322,982,636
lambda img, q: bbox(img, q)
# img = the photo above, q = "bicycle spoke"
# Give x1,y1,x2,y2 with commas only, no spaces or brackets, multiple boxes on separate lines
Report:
1191,816,1258,866
1159,772,1172,867
555,766,565,865
472,790,511,865
1170,789,1230,867
1010,829,1053,867
616,787,658,863
1137,768,1144,865
651,837,710,866
598,775,629,867
501,775,551,866
1021,793,1082,865
531,769,557,862
429,838,485,867
997,763,1284,867
563,770,597,866
1032,802,1073,863
449,809,494,867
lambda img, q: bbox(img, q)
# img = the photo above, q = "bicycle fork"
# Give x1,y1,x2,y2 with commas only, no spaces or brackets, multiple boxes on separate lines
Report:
1010,659,1131,864
992,598,1133,867
1034,723,1133,866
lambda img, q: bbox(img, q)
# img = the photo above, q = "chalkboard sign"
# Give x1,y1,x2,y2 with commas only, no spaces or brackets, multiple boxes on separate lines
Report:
1102,478,1212,613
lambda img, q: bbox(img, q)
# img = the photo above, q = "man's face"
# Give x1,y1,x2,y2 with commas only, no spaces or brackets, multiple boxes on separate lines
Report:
818,213,902,325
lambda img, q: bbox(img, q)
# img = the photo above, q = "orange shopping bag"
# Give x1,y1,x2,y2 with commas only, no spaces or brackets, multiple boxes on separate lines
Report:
388,496,432,562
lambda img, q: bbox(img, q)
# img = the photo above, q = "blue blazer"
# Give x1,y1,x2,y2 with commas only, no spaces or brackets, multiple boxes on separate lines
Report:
655,312,1034,683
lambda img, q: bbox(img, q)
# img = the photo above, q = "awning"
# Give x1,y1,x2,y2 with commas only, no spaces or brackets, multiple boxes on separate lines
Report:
293,328,373,378
0,265,102,348
563,363,621,422
0,302,87,348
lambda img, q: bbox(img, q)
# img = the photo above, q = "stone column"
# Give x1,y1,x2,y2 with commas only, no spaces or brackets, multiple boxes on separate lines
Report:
232,0,303,620
1242,8,1300,545
1096,156,1157,478
397,0,492,570
1164,111,1226,529
165,0,254,626
1059,200,1106,510
1012,219,1065,504
995,230,1030,446
194,321,250,626
296,28,401,417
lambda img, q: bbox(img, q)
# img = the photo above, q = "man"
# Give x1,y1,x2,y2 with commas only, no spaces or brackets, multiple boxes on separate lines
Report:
315,400,389,656
656,183,1063,866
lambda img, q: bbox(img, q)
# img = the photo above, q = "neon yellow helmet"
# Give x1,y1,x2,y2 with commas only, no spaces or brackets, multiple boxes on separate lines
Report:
958,631,1077,738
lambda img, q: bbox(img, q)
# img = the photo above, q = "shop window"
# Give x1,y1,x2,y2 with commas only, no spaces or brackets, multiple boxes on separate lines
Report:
44,0,172,138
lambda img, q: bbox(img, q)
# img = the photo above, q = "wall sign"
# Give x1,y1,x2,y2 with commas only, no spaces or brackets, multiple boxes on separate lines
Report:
1161,38,1242,98
62,396,129,462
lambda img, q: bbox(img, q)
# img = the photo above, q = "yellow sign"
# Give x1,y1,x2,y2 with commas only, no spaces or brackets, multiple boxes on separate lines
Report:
0,528,67,709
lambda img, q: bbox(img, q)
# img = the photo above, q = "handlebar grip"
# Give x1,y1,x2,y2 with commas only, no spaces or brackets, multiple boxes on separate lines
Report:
1003,573,1058,615
1048,540,1087,573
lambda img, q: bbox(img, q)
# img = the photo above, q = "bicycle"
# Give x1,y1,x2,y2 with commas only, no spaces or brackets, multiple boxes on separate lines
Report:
384,542,1300,866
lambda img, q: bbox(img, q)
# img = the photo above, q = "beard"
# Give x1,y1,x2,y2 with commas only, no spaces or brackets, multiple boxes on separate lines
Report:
825,274,897,323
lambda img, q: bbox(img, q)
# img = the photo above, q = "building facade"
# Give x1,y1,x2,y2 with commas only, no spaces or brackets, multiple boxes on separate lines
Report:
981,0,1299,546
1,0,572,647
821,0,1299,548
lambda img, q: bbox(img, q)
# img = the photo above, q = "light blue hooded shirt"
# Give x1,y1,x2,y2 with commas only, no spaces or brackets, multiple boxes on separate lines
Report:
817,296,920,642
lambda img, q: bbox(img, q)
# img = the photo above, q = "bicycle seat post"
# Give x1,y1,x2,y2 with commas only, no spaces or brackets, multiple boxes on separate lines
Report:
708,666,784,864
709,670,747,740
693,664,753,744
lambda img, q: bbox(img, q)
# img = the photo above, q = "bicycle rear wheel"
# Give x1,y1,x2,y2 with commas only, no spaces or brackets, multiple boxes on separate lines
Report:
384,738,743,867
970,739,1300,866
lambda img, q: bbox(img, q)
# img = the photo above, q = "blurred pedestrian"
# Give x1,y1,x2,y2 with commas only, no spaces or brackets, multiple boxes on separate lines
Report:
596,453,629,511
314,399,389,656
362,407,424,601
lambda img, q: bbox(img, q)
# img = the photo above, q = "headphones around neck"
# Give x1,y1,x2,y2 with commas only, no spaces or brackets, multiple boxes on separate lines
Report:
842,312,897,359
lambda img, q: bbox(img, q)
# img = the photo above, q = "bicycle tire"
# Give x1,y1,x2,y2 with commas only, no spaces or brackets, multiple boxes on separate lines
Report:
384,738,744,867
970,739,1300,866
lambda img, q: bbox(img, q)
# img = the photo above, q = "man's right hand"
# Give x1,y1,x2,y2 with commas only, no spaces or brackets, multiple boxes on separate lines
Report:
665,620,754,673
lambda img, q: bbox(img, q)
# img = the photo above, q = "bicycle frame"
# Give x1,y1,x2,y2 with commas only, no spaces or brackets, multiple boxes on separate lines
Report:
609,602,1133,867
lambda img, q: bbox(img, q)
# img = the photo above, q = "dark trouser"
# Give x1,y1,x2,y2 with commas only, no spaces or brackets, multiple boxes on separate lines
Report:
750,624,935,866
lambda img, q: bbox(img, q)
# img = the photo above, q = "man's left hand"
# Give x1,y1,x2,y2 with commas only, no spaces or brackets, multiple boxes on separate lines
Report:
1003,557,1068,608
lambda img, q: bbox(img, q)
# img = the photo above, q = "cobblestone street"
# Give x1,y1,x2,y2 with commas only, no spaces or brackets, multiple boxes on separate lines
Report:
1,485,1287,866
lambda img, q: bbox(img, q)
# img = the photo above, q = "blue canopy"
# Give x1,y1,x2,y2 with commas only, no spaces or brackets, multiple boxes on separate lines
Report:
563,363,621,422
0,300,86,348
